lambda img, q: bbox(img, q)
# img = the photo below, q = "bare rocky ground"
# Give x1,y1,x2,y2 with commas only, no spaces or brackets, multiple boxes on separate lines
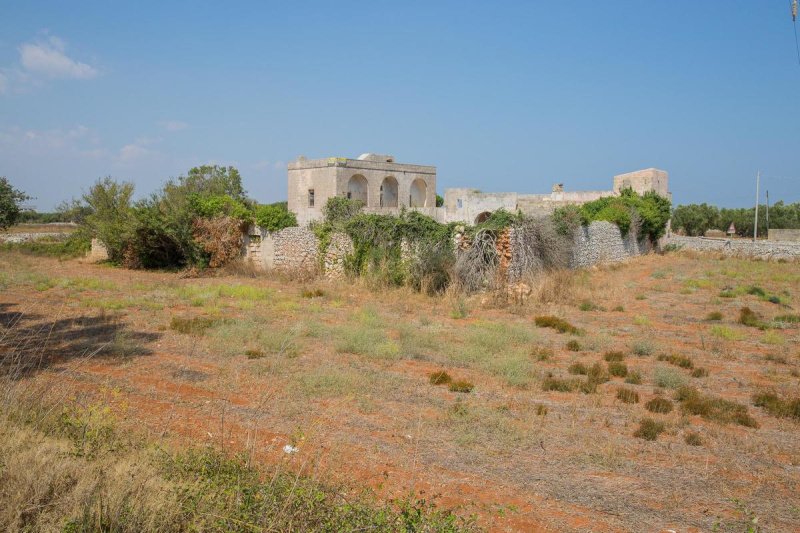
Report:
1,251,798,531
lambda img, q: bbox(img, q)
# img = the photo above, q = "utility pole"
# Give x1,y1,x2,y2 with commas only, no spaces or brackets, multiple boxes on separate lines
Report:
753,170,760,241
766,189,770,239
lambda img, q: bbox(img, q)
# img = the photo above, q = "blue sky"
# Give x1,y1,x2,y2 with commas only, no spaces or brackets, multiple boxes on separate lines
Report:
1,1,798,210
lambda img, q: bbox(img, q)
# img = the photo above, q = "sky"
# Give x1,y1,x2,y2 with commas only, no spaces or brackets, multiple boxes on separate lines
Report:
1,1,799,210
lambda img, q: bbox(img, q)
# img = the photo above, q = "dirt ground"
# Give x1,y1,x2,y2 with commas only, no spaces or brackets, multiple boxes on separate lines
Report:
1,251,799,531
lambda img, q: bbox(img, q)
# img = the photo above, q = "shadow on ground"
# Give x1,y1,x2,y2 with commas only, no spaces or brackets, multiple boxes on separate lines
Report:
0,302,160,378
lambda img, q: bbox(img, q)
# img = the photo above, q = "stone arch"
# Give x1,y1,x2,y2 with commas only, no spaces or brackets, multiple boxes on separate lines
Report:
347,174,369,205
380,176,398,208
475,211,492,224
409,178,427,207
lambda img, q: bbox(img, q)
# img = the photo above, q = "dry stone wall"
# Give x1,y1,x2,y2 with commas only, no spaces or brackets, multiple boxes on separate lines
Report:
271,227,319,273
570,221,650,268
323,233,354,279
662,235,800,261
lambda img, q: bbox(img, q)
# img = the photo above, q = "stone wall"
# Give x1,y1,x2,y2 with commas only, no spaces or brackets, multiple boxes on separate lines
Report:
571,221,650,268
87,238,109,262
0,232,69,244
323,232,354,279
270,227,319,272
662,235,800,261
768,229,800,242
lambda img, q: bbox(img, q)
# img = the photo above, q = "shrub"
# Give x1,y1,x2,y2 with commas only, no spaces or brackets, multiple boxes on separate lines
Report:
691,367,708,378
705,311,723,321
631,340,655,356
752,391,800,420
429,370,453,385
82,177,136,263
448,380,474,393
535,404,549,416
0,176,31,229
534,315,579,334
531,346,553,361
675,386,758,428
616,387,639,404
603,351,625,362
738,307,767,329
542,376,580,392
254,203,297,232
608,361,628,377
645,397,673,414
653,367,686,389
587,362,609,384
634,418,665,441
245,349,265,359
684,431,702,446
774,314,800,324
568,362,588,375
301,288,325,298
192,216,245,268
565,339,581,352
612,305,625,312
624,370,642,385
656,354,694,369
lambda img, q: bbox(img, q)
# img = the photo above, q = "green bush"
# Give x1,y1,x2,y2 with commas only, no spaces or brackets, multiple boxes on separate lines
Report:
608,361,628,377
0,176,31,230
616,387,639,404
429,370,453,385
580,189,671,240
645,397,673,414
534,315,580,334
633,418,665,441
675,386,758,428
255,203,297,232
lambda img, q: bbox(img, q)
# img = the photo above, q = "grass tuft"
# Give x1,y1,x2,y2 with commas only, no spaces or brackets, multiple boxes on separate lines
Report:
565,339,581,352
448,380,474,393
603,351,625,362
675,386,758,428
624,370,642,385
429,370,453,385
656,354,694,369
534,315,580,334
752,391,800,420
608,361,628,377
645,397,673,414
633,418,665,441
170,316,224,335
684,431,702,446
616,387,639,404
705,311,723,321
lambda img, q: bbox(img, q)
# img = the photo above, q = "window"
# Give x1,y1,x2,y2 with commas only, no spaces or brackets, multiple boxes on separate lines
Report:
457,199,463,209
308,189,315,207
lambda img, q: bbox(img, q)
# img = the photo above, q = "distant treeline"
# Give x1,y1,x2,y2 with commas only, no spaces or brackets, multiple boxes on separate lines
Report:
671,201,800,237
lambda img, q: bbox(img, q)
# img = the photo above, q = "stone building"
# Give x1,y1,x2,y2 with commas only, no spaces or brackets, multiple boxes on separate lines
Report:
287,153,669,226
287,153,437,225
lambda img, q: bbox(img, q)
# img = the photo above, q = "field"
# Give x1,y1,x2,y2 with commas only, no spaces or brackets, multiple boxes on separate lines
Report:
1,250,799,531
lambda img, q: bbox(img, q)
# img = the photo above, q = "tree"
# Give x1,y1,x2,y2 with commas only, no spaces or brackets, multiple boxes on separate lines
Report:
83,177,136,263
0,177,31,230
254,203,297,232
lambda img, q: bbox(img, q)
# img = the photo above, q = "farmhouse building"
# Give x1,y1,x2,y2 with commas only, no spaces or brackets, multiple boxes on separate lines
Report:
287,153,670,225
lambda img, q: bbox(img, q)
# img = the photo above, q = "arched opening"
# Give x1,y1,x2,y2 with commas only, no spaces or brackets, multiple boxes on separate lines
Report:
409,179,427,207
380,176,398,208
475,211,492,224
347,174,369,205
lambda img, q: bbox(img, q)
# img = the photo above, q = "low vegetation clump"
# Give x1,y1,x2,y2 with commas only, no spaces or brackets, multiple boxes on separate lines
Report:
616,387,639,404
578,363,609,394
531,346,553,361
245,348,265,359
705,311,723,321
656,354,694,369
448,380,475,393
774,313,800,324
301,288,325,298
624,370,642,385
738,307,768,329
429,370,453,385
535,404,548,416
675,386,758,428
565,339,581,352
653,366,687,389
752,391,800,420
568,362,588,375
170,315,224,335
633,418,666,441
691,367,709,378
534,315,580,334
631,340,655,356
579,301,599,311
684,431,703,446
645,397,674,414
603,351,625,362
608,361,628,377
542,376,580,393
709,325,745,341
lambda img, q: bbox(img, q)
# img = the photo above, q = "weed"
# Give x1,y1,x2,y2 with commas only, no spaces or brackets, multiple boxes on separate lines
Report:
448,380,474,393
710,325,745,341
762,331,785,345
579,301,599,311
653,366,686,389
535,404,548,416
565,339,581,352
616,387,639,404
774,313,800,324
764,353,788,364
587,362,609,384
691,367,709,378
656,354,694,369
542,376,580,392
635,294,646,300
634,418,665,441
684,431,702,446
645,397,674,414
170,316,224,335
301,288,325,298
738,307,767,329
675,386,758,428
531,346,553,361
752,391,800,420
429,370,453,385
608,361,628,377
534,315,580,334
705,311,723,321
746,286,766,297
631,339,655,356
568,362,588,375
245,349,265,359
603,351,625,362
624,370,642,385
450,298,469,319
633,315,651,327
612,305,625,312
